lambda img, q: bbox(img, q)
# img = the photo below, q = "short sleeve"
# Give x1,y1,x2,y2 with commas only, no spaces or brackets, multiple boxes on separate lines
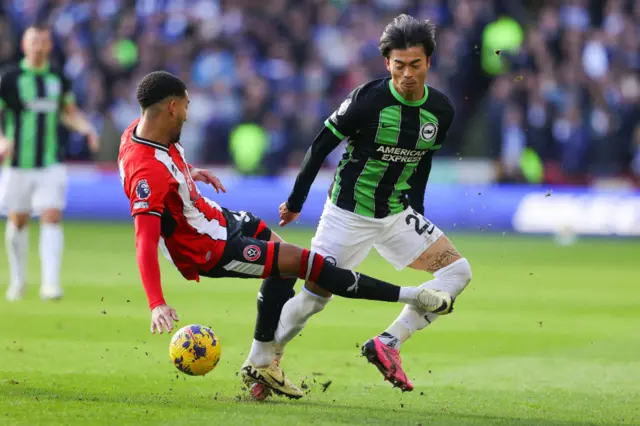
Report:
324,86,366,140
126,164,171,217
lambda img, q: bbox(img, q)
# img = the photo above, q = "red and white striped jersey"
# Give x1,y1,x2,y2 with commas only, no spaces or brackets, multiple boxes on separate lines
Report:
118,119,227,281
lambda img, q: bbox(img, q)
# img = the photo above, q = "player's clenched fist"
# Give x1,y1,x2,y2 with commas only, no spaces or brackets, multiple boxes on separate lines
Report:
279,202,300,227
150,304,180,334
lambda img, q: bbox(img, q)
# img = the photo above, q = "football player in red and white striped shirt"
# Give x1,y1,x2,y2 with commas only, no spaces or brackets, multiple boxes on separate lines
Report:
119,71,454,399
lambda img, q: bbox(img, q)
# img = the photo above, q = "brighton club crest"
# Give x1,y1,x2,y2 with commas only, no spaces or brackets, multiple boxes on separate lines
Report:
420,122,438,141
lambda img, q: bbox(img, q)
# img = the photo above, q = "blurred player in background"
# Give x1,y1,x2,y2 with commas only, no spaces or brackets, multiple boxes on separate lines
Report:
119,71,454,400
275,14,473,392
0,24,100,301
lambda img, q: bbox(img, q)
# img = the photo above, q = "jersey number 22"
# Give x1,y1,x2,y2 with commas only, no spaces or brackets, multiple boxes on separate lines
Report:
406,212,435,236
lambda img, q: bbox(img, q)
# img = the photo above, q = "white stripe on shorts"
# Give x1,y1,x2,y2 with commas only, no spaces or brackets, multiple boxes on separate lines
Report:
223,260,264,277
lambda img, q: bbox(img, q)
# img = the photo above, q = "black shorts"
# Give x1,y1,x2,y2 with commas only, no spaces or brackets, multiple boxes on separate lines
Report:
201,209,278,279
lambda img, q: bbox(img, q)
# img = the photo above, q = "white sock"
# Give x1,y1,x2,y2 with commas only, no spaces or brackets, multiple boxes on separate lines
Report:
248,339,275,368
380,258,472,350
380,305,430,349
5,221,28,288
398,286,420,304
39,223,63,291
274,287,331,358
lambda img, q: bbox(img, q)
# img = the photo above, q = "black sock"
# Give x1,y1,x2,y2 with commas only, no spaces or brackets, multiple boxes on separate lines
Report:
317,264,400,301
297,249,400,302
253,276,296,342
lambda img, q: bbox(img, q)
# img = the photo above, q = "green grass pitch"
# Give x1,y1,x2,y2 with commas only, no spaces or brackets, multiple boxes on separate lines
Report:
1,222,639,425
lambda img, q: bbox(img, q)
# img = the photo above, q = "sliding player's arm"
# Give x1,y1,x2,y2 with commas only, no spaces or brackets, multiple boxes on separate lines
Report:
175,145,226,193
281,87,366,225
126,166,179,334
189,167,226,193
134,214,179,334
407,103,455,215
134,213,178,334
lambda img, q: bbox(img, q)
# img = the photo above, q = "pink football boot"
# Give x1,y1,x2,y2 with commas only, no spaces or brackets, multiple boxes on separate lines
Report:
361,336,414,391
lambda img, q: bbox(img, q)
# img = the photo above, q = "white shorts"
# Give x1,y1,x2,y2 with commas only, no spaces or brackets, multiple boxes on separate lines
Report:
310,200,444,270
0,165,67,214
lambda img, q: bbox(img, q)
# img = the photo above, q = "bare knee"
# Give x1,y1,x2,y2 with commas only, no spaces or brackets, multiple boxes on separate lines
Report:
409,235,463,274
270,232,333,295
276,243,303,276
40,209,62,225
8,213,30,229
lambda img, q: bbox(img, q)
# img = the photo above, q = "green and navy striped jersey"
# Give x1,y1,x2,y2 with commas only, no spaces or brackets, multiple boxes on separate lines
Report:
323,78,454,218
0,59,74,168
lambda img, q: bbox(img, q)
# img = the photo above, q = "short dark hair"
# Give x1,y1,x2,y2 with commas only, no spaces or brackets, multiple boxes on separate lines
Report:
379,14,437,58
136,71,187,109
26,22,50,32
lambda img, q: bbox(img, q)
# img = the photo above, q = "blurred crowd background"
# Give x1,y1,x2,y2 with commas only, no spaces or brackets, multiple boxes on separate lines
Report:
1,0,639,185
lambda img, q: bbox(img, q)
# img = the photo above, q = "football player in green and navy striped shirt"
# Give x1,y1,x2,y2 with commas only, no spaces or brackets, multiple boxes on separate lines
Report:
271,15,474,392
0,24,100,301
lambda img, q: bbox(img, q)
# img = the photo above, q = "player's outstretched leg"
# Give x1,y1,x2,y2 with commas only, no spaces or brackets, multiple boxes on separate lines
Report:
275,243,454,311
362,235,471,391
5,214,30,301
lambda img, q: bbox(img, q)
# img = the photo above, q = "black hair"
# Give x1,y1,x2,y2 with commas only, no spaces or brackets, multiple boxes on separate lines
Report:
379,14,437,58
26,22,51,32
136,71,187,109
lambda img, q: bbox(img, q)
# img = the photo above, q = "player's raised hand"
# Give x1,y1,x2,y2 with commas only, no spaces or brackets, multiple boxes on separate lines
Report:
191,168,227,193
279,202,300,227
150,304,179,334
